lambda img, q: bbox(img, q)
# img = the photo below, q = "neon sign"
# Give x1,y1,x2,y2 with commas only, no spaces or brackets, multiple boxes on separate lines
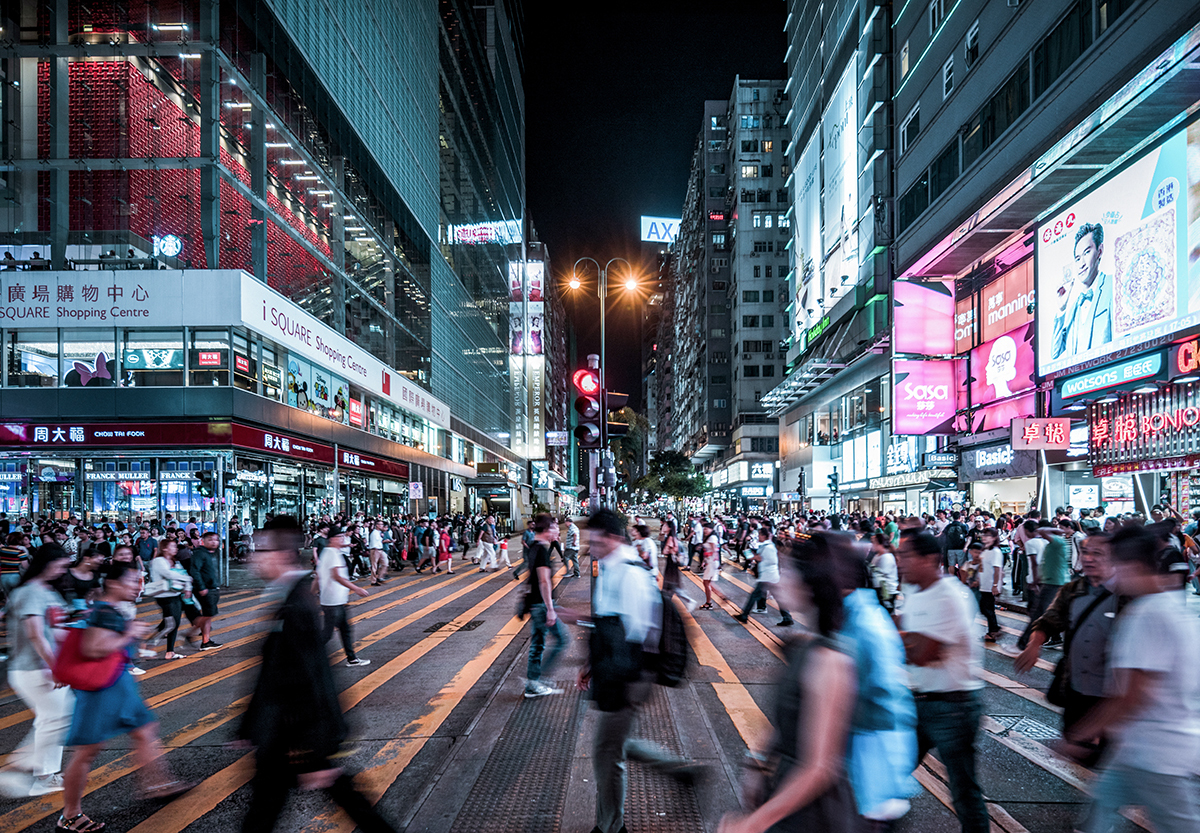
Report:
1092,406,1200,447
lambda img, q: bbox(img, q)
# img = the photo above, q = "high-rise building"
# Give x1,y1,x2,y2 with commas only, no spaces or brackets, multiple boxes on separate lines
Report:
0,0,534,523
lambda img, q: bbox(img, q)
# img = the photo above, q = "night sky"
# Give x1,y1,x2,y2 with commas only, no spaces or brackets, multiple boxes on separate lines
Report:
525,0,787,408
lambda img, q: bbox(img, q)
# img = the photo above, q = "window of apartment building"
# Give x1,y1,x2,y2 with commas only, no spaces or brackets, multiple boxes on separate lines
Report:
711,328,726,338
741,188,757,203
1099,0,1134,32
1033,0,1093,98
708,140,724,152
757,189,772,202
743,340,763,352
900,41,910,79
741,140,759,152
711,116,726,131
740,116,761,129
778,213,790,228
754,391,764,401
712,351,728,362
714,398,728,408
745,365,760,377
710,303,726,313
763,289,775,302
741,164,759,179
762,365,775,377
751,437,779,453
781,162,791,177
762,164,774,178
711,375,727,384
752,213,762,228
743,290,760,303
929,0,945,35
965,20,980,69
743,316,760,328
712,232,727,246
762,315,775,327
709,187,725,198
776,188,788,203
753,265,761,277
898,171,930,234
763,212,774,228
962,61,1030,169
929,141,959,201
764,115,773,128
710,163,726,175
765,266,773,278
942,56,954,99
713,281,728,291
900,106,920,155
762,140,774,153
710,257,729,269
753,88,760,101
753,240,773,253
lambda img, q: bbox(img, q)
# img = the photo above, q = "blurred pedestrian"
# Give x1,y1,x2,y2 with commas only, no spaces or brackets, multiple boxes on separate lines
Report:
522,514,567,698
191,531,222,650
734,526,792,627
719,532,856,833
317,527,371,668
240,517,396,833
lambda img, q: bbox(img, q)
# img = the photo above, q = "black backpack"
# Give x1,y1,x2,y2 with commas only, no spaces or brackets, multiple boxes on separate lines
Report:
944,522,967,550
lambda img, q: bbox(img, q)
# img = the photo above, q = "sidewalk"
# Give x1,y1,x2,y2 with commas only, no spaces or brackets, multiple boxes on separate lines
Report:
402,560,739,833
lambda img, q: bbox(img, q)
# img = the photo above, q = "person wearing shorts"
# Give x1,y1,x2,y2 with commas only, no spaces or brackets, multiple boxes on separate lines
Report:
191,532,222,651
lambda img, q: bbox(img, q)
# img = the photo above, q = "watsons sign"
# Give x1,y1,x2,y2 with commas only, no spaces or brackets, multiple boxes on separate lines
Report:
1059,353,1163,399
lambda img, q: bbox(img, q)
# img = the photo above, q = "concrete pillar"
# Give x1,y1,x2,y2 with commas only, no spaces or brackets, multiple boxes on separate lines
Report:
47,1,69,268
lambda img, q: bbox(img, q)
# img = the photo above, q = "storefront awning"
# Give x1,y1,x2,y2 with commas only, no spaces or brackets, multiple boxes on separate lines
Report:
761,310,861,415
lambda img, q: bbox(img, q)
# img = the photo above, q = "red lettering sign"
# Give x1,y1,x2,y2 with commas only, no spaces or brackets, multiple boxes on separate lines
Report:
197,351,222,367
1170,338,1200,378
349,398,364,427
235,355,251,374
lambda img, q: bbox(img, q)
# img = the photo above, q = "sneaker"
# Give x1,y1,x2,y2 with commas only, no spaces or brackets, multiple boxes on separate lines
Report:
29,773,64,796
572,572,580,578
137,648,157,659
733,613,749,624
128,666,147,676
776,619,795,627
346,658,371,667
523,681,562,698
200,640,222,650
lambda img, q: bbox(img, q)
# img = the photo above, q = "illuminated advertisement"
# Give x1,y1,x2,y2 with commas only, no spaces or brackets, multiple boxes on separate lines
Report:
892,359,957,435
980,260,1035,342
448,219,522,246
1038,127,1197,377
955,294,978,355
822,60,858,258
963,392,1036,434
969,322,1035,406
792,133,822,344
894,279,954,355
640,216,680,244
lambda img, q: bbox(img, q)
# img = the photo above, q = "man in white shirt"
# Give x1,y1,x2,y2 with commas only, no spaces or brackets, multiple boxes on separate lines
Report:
1070,524,1200,833
561,517,581,578
733,526,792,627
367,520,387,586
898,529,988,833
317,527,371,667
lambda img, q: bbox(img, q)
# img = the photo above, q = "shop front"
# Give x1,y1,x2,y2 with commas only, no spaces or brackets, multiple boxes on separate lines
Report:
866,467,958,518
961,441,1037,516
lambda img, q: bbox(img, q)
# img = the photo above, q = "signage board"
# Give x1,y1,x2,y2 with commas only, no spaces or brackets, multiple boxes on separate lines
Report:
791,132,822,345
640,216,680,244
894,280,955,355
1058,352,1164,399
234,354,251,374
122,348,184,370
545,431,569,447
960,443,1037,481
1037,127,1194,378
85,471,153,482
892,359,957,435
924,452,958,468
450,477,464,492
749,463,773,480
408,481,424,500
955,293,978,354
868,468,956,491
348,398,364,427
1012,417,1072,450
969,322,1035,406
741,486,768,497
262,363,282,389
447,219,522,246
1169,337,1200,379
980,259,1036,343
822,60,858,258
193,350,226,368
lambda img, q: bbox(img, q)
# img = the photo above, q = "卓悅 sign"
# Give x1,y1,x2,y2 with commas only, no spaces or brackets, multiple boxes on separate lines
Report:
1011,417,1072,450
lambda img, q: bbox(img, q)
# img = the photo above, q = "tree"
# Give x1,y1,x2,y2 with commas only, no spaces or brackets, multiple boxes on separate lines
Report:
634,450,707,502
608,407,650,486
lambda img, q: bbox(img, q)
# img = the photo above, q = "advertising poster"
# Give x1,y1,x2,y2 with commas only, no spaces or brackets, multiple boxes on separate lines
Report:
286,355,312,410
527,302,545,356
822,61,858,258
969,322,1036,406
894,279,955,355
980,259,1035,342
1037,128,1195,377
793,133,823,344
892,359,957,435
955,293,978,355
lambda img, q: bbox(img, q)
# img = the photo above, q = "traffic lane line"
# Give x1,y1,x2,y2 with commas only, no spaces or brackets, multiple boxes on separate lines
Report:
977,668,1063,714
682,570,786,661
0,569,522,830
915,754,1029,833
122,566,552,833
0,570,484,735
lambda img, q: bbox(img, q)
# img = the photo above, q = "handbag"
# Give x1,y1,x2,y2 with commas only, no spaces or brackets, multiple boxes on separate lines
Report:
52,627,125,691
1045,587,1112,707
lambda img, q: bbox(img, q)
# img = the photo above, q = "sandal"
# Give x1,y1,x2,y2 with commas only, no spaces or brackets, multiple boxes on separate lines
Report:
57,813,106,832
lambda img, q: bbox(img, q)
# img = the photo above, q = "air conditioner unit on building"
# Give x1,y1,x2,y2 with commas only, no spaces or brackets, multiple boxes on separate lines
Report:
742,353,752,360
765,353,775,359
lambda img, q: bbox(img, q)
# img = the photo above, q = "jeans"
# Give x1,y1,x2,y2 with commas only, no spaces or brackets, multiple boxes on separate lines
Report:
322,604,358,661
593,673,689,833
978,591,999,634
9,668,74,776
739,581,791,622
564,548,580,575
916,692,988,833
526,603,568,683
1083,767,1200,833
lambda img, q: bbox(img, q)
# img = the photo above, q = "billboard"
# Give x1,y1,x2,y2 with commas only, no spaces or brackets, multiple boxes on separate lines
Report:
1037,127,1196,377
894,279,954,355
955,293,978,355
792,133,822,343
640,216,679,244
969,322,1036,406
963,392,1037,434
980,259,1036,343
822,60,858,258
892,359,957,435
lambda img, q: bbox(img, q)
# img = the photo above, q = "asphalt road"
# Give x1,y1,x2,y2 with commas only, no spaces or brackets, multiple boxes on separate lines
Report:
0,535,1171,832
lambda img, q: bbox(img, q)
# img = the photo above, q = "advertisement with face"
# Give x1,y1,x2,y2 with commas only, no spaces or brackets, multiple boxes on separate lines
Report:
792,134,822,344
894,279,955,355
1037,128,1193,377
893,359,957,435
970,322,1035,406
822,61,858,259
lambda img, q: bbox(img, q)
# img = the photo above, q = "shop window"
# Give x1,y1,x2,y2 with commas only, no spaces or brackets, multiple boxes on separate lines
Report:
62,329,117,388
260,342,283,401
232,329,256,393
190,329,229,387
6,329,58,387
122,330,184,387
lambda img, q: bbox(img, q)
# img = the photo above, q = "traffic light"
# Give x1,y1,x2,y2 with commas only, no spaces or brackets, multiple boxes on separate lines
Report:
827,469,838,494
573,368,603,449
195,470,215,497
604,390,630,439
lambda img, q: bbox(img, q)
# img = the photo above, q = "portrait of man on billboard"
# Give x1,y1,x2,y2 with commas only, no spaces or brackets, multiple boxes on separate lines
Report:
1050,222,1113,360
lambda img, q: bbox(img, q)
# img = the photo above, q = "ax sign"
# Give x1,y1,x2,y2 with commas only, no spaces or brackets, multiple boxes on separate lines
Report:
640,216,680,244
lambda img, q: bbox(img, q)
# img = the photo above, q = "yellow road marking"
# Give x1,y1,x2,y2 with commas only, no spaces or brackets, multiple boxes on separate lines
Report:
682,570,786,661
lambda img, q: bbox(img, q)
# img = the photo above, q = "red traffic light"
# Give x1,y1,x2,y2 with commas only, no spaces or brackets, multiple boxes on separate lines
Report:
573,368,600,395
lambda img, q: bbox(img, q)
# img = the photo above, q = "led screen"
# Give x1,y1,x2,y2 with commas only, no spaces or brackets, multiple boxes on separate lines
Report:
894,279,954,355
892,359,957,435
1037,127,1197,377
969,322,1036,406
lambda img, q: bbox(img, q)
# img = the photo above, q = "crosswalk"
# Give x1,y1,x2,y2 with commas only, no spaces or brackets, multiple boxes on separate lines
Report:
0,550,1151,832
